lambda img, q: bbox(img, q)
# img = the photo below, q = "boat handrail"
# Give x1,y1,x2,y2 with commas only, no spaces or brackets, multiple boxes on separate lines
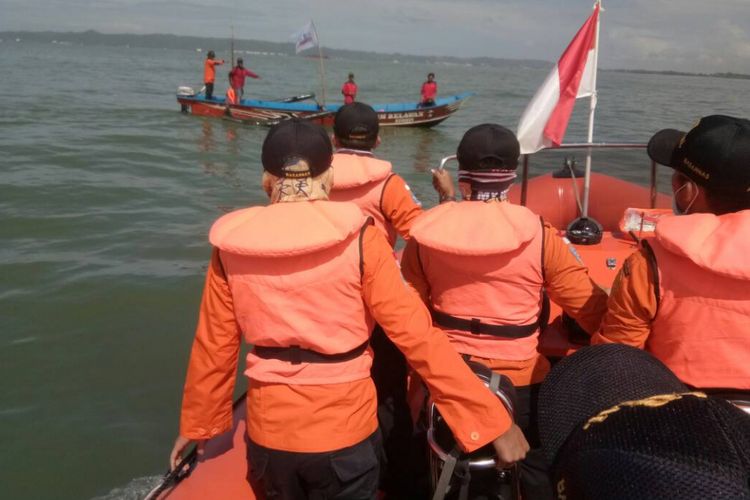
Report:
539,142,647,149
520,142,659,209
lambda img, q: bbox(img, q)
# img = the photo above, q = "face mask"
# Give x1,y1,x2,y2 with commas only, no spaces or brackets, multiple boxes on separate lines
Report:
672,180,698,215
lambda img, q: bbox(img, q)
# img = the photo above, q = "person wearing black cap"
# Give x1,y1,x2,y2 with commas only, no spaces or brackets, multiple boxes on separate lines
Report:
329,103,424,496
594,115,750,394
228,57,260,102
401,123,609,499
330,102,423,247
203,50,225,100
538,344,750,500
168,119,530,499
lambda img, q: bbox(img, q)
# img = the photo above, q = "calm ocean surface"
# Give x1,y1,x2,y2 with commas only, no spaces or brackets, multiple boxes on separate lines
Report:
1,40,749,499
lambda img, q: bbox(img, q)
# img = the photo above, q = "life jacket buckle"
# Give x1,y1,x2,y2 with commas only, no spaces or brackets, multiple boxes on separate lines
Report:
289,345,302,365
470,318,481,335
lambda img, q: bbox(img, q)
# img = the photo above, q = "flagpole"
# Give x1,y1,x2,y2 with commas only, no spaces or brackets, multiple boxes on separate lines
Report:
311,20,327,106
230,24,235,68
581,0,601,218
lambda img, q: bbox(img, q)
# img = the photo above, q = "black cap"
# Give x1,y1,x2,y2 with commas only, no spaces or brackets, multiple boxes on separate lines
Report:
261,119,332,178
539,345,750,499
457,123,520,171
207,50,215,58
647,115,750,194
237,57,243,64
333,102,379,143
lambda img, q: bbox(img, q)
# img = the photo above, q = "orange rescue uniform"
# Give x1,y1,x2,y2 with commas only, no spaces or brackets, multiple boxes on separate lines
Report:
204,58,224,84
330,150,422,245
180,219,511,454
402,207,608,387
593,210,750,390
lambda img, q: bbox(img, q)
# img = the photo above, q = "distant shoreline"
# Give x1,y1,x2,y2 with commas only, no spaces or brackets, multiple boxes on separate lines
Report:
0,29,550,70
607,68,750,81
3,29,749,81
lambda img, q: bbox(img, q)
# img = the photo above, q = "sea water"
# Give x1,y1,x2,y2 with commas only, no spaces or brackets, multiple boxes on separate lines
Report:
1,40,749,499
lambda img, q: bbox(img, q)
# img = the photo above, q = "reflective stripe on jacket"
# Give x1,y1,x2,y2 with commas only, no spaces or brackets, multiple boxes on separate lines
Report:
330,152,398,246
209,201,374,385
646,210,750,390
410,201,544,361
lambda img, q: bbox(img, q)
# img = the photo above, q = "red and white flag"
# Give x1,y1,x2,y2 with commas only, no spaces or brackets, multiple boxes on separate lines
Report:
517,4,600,154
293,20,319,54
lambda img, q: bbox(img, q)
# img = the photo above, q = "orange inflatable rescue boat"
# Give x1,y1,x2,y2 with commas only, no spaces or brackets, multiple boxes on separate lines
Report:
147,143,672,500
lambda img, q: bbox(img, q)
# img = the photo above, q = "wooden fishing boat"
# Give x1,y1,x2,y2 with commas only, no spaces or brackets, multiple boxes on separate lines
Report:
147,143,677,500
175,89,474,127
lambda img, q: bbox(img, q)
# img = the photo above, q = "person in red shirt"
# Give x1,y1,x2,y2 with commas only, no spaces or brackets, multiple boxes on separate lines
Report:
420,72,437,107
341,73,358,104
228,57,260,103
203,50,225,100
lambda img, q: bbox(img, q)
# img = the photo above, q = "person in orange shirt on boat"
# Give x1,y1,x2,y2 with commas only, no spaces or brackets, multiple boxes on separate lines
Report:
228,57,260,103
419,72,437,107
341,73,358,104
402,123,609,500
329,102,424,496
593,115,750,394
169,119,529,500
203,50,225,100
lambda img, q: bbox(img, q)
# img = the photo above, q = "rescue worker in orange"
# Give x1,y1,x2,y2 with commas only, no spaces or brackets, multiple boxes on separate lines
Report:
203,50,224,100
330,102,423,247
593,115,750,394
169,119,530,499
402,124,609,500
329,102,424,496
341,72,358,104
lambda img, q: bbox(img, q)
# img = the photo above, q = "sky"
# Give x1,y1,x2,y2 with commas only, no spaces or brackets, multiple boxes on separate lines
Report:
3,0,750,74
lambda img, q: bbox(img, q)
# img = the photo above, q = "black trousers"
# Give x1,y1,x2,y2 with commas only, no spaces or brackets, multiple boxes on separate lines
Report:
246,430,383,500
370,326,421,498
515,384,553,500
205,82,214,100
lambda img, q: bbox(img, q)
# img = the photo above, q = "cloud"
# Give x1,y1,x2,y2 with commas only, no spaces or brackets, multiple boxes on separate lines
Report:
2,0,749,73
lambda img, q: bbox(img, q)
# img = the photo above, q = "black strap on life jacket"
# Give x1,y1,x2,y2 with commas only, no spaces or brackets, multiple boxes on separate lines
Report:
253,340,369,365
430,309,539,339
640,239,661,315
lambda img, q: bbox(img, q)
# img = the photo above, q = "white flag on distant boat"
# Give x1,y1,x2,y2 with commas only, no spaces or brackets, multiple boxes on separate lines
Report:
293,20,319,54
517,3,600,154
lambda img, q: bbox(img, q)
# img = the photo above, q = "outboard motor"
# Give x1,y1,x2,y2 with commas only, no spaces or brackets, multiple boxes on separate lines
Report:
427,360,520,500
177,86,196,97
177,86,195,113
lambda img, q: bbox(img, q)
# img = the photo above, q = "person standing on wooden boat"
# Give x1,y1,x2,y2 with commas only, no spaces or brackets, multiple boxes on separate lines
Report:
341,73,358,104
402,123,609,500
419,72,437,107
329,102,424,496
594,115,750,394
228,57,260,103
169,119,530,500
203,50,225,100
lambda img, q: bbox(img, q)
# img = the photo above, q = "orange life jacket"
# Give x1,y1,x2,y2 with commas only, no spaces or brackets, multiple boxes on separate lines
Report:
645,210,750,390
209,201,375,385
330,152,399,246
225,87,237,104
410,201,545,361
